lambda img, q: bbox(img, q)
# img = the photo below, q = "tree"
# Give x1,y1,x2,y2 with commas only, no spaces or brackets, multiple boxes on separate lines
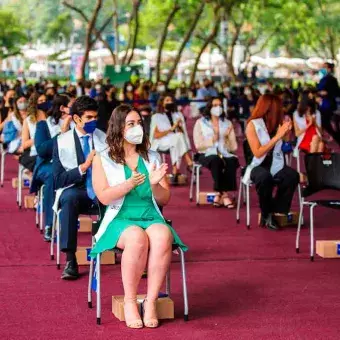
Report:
0,9,27,59
44,13,73,47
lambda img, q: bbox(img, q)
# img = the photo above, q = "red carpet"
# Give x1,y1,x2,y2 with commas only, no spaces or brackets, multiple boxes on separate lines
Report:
1,137,340,339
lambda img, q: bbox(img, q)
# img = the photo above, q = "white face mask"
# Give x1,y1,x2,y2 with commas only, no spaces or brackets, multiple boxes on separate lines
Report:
211,106,223,117
157,85,166,93
125,124,144,145
17,102,28,111
223,87,230,94
127,85,133,92
244,89,251,96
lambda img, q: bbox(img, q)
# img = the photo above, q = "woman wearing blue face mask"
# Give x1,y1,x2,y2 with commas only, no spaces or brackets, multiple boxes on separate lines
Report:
90,104,187,329
193,97,239,208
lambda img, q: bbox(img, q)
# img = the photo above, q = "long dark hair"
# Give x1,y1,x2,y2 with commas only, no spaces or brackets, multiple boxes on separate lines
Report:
49,94,70,124
106,104,150,164
203,97,227,121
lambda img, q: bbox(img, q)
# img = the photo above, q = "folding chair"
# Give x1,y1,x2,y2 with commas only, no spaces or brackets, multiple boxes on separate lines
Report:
189,154,202,205
50,203,101,268
0,144,7,187
88,220,189,325
296,153,340,261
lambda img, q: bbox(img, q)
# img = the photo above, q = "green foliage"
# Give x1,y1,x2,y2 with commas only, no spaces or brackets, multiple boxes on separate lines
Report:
0,9,28,59
44,13,73,44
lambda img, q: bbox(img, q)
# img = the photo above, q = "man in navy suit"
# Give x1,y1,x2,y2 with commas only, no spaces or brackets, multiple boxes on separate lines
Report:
53,96,107,280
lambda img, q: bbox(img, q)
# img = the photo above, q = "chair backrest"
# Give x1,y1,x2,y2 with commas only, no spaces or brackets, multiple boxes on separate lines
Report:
242,139,253,166
303,153,340,196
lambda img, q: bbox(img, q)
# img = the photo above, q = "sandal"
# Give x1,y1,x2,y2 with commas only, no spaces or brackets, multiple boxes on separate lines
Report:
222,196,235,209
213,194,222,207
124,299,143,329
142,298,159,328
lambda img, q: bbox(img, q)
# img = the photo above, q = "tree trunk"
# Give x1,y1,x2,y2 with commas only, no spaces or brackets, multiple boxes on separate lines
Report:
190,13,221,87
80,0,102,81
156,1,180,82
226,24,241,80
127,0,142,64
112,0,120,65
165,2,205,86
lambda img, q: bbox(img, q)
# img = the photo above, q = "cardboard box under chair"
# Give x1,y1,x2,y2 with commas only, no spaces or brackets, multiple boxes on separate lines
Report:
316,240,340,258
24,195,35,209
77,216,93,233
258,212,299,227
112,295,174,321
12,177,31,189
76,246,115,265
198,192,219,205
167,174,187,185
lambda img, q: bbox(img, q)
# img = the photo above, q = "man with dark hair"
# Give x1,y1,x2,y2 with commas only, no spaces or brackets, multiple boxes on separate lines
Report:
53,96,107,280
318,62,340,145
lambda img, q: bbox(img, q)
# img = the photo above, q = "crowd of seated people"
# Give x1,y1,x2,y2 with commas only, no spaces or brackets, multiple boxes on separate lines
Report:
0,65,338,327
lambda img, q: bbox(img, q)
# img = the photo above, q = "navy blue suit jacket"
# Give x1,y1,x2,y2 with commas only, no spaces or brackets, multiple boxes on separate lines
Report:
30,121,55,193
53,129,86,190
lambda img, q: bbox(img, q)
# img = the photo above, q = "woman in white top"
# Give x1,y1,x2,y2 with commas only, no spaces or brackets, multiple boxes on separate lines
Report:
193,97,239,208
246,94,299,230
150,94,193,182
293,97,324,153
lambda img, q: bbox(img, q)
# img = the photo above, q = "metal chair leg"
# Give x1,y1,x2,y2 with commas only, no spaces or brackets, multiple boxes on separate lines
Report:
50,212,56,260
96,254,101,325
165,268,171,297
310,203,316,262
236,178,242,224
178,248,189,321
246,184,250,229
56,210,61,270
0,150,6,187
88,257,94,309
39,185,45,233
296,199,304,253
189,165,195,202
195,165,200,206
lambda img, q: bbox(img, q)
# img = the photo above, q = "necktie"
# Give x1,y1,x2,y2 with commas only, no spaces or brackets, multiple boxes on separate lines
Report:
82,135,96,200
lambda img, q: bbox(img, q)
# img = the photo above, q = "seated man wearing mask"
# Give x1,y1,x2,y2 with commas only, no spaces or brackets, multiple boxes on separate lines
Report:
52,96,107,280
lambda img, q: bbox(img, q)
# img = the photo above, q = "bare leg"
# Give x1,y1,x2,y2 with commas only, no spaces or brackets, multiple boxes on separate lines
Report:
318,141,325,153
184,152,193,167
310,135,321,153
144,224,173,327
117,226,149,328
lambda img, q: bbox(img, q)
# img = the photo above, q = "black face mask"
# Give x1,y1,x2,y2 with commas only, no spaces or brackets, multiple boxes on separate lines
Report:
8,97,14,108
165,103,176,112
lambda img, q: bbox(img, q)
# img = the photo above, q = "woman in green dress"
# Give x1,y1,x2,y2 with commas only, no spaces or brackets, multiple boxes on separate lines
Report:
91,104,187,329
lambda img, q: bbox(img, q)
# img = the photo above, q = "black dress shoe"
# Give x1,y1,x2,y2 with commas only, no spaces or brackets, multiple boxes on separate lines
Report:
43,226,52,242
61,260,79,280
261,214,280,231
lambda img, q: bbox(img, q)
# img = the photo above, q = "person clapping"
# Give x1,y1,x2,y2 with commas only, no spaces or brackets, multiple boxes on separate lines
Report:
90,104,187,329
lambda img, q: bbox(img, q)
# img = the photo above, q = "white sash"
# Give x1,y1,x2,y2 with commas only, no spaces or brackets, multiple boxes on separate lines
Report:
25,117,37,156
95,150,163,242
243,118,284,184
52,127,107,212
199,117,235,158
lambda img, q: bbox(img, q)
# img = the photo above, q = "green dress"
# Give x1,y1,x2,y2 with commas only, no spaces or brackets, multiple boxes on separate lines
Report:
90,156,188,258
